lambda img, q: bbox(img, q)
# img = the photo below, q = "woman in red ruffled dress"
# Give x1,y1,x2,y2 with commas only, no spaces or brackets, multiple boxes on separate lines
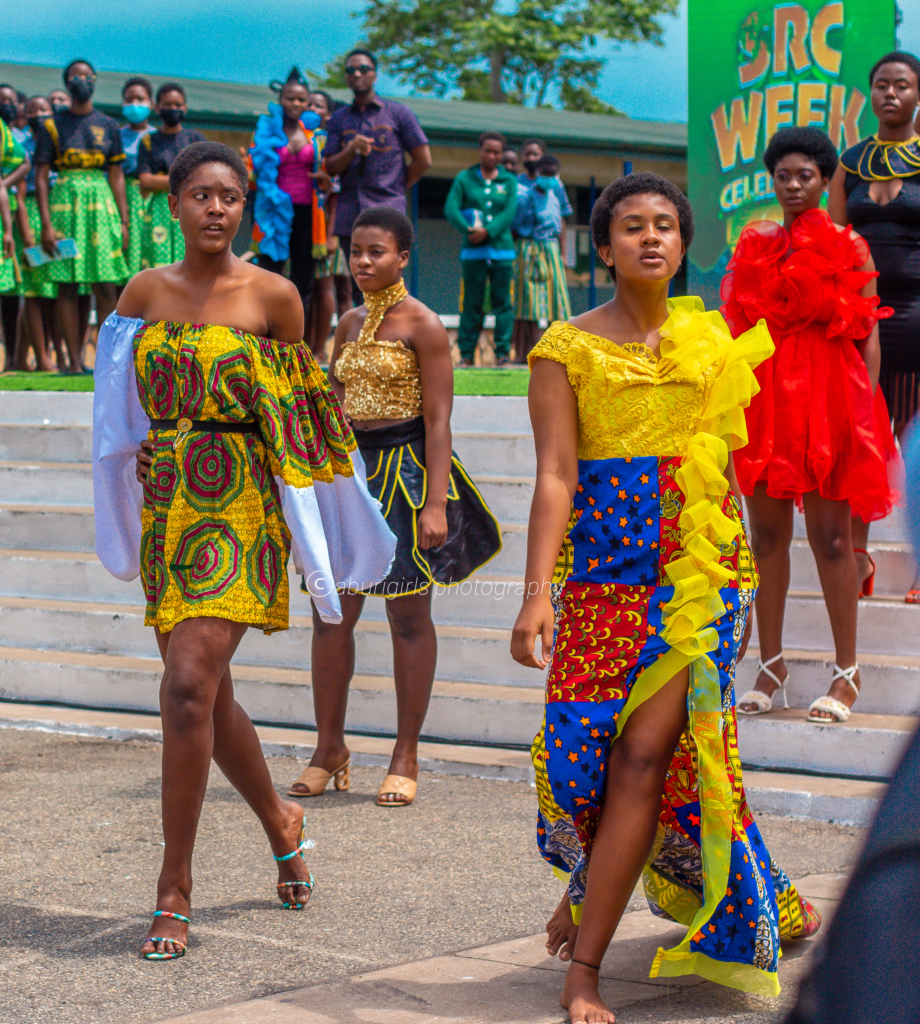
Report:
721,127,897,725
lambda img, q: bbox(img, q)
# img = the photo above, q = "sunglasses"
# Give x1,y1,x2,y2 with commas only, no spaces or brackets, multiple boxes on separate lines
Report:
345,65,375,76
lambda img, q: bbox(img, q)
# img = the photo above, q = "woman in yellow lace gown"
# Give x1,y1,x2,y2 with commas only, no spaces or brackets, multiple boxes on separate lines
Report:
93,141,394,961
510,173,820,1023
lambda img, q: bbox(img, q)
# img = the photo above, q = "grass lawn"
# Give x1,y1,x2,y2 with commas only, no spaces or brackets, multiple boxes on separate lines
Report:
0,371,95,392
0,366,530,397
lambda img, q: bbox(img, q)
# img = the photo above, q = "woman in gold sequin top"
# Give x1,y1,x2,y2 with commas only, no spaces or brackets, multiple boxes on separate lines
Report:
286,206,501,808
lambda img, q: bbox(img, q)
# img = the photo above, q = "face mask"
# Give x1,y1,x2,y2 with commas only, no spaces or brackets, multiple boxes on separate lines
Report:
523,158,539,174
0,102,17,125
51,102,69,114
159,107,185,127
67,76,95,102
122,103,150,125
535,176,556,193
300,110,321,130
27,115,45,133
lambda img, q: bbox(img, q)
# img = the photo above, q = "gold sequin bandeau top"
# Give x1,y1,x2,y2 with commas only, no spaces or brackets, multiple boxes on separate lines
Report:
335,280,424,421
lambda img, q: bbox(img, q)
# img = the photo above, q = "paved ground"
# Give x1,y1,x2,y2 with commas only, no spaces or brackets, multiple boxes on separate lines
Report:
0,727,865,1024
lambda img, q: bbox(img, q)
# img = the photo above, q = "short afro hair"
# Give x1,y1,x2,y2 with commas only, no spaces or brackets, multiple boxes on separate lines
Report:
521,137,547,154
869,51,920,87
763,126,838,179
590,172,693,253
352,206,414,253
169,141,249,196
479,130,507,149
346,48,377,69
63,59,95,82
122,76,153,100
156,81,187,104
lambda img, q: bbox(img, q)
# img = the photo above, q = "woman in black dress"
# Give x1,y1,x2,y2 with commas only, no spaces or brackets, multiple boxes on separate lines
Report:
829,50,920,602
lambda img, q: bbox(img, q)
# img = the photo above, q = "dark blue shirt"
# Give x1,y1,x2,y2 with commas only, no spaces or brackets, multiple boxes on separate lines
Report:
324,96,428,235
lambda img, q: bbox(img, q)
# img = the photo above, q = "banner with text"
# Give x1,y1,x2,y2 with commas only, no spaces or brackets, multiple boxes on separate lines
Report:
687,0,895,306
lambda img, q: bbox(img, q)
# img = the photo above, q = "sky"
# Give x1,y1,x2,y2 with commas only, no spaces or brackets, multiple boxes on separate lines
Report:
4,0,920,123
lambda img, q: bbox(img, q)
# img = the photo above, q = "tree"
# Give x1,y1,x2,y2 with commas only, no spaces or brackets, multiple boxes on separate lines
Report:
357,0,677,111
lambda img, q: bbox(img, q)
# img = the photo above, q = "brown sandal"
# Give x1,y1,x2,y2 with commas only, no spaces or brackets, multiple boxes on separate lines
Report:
287,759,350,798
376,774,417,807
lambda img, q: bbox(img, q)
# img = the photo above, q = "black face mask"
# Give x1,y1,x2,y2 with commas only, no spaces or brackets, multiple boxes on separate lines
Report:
523,158,539,174
51,102,69,114
0,102,17,125
160,108,185,127
27,115,45,133
67,76,95,102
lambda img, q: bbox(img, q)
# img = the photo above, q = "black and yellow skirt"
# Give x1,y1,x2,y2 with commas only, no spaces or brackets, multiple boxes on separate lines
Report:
347,417,502,597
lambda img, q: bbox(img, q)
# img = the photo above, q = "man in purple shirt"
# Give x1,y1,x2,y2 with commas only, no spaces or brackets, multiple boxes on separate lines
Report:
324,49,432,302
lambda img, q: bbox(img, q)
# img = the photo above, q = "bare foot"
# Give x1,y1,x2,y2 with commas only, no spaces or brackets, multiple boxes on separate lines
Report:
273,800,315,909
738,656,788,714
809,667,861,721
561,962,615,1024
378,750,419,805
546,891,578,961
141,891,190,960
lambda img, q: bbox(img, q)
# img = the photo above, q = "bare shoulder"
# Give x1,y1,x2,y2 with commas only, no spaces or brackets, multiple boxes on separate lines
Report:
116,268,169,318
403,296,448,346
337,305,364,335
242,260,302,336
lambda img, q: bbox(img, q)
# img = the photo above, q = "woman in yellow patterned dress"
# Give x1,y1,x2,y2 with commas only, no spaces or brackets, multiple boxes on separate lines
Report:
93,141,395,961
510,173,820,1023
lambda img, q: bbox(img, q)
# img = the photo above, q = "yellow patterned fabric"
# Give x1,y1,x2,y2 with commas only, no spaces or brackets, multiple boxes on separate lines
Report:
134,321,356,634
527,299,814,998
528,297,773,461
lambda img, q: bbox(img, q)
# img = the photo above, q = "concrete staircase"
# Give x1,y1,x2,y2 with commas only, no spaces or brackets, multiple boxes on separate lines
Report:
0,392,917,780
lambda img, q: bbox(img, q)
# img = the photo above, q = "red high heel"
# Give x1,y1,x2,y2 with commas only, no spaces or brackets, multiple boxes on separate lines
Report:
853,548,876,598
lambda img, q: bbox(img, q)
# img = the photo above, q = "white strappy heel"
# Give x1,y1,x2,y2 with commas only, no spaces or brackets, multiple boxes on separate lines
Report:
807,664,859,724
737,651,790,716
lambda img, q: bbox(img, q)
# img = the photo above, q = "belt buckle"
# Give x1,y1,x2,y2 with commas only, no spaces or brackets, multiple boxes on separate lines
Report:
173,417,193,450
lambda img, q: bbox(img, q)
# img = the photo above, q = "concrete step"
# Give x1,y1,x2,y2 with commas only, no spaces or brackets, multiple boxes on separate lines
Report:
0,646,545,749
452,431,534,478
0,550,528,629
0,461,94,506
3,698,885,823
0,460,537,526
0,423,93,463
738,647,920,717
736,707,914,781
0,595,540,688
0,504,95,552
0,391,92,425
0,642,910,779
750,591,920,657
787,538,916,597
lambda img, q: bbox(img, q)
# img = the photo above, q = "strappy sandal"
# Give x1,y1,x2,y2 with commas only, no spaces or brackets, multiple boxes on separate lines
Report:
141,910,190,961
287,759,350,798
807,664,859,724
376,774,417,807
854,548,876,598
274,815,315,910
737,652,790,716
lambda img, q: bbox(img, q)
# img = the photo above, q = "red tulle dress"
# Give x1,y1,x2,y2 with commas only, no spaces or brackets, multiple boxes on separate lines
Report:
721,208,899,523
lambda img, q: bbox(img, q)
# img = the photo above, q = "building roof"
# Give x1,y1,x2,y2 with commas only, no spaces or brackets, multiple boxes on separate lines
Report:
0,61,686,159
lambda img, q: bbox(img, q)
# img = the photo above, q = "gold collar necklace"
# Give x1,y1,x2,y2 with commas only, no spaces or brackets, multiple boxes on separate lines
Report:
357,279,409,345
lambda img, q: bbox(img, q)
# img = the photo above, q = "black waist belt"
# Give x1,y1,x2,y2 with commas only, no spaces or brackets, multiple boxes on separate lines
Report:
149,418,260,435
351,416,425,453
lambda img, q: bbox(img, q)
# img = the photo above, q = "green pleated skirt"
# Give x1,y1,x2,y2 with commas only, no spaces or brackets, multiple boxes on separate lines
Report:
141,190,185,269
45,169,128,285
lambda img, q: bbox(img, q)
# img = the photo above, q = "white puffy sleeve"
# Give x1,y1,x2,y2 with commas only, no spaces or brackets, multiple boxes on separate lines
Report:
92,313,149,581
